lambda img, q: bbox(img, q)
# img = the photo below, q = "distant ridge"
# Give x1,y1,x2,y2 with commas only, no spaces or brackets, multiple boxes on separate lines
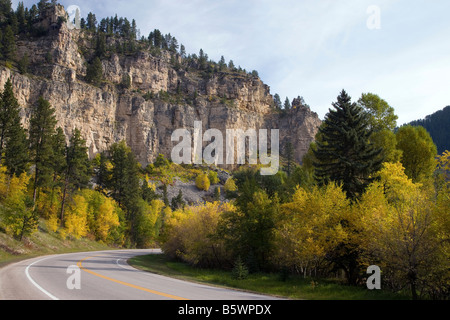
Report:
406,106,450,155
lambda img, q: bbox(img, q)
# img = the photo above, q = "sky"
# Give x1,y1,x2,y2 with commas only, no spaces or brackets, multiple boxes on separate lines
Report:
13,0,450,125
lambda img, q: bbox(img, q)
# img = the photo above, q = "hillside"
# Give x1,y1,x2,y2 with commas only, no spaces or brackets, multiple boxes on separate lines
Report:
1,2,321,167
406,106,450,155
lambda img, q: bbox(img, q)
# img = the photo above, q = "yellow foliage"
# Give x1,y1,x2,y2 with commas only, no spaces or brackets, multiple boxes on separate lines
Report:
1,172,36,239
195,173,210,191
275,183,352,269
64,194,89,240
46,214,59,233
224,178,237,193
358,162,450,297
162,202,235,267
95,197,120,242
80,189,121,242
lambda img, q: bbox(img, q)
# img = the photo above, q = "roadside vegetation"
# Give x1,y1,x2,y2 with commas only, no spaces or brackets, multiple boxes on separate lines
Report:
0,1,448,301
129,254,409,300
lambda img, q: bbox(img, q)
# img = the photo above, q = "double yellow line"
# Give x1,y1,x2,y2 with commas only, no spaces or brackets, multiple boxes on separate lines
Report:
77,255,188,300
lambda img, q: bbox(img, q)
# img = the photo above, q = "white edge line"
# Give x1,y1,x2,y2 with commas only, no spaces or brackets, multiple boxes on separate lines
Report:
25,258,59,301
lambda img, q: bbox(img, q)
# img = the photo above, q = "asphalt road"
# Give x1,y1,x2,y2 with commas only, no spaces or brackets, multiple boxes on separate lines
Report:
0,249,278,300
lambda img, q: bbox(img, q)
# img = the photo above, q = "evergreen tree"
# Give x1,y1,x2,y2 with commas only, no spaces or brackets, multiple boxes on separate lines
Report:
109,142,141,211
50,127,67,182
171,189,185,210
109,141,142,244
218,55,226,70
314,90,382,200
273,94,282,110
284,141,294,177
228,60,235,70
18,53,29,74
0,79,20,163
179,44,186,58
86,12,97,31
4,113,28,177
86,57,103,86
0,79,28,176
60,128,91,224
15,1,27,33
37,0,50,16
2,25,16,61
95,32,106,58
284,97,291,110
29,96,57,202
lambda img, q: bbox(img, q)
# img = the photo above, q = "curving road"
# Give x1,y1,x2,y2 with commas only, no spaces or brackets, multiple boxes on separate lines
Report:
0,249,278,300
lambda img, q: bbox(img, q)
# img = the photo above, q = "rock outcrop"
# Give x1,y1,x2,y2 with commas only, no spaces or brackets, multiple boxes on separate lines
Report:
1,5,321,168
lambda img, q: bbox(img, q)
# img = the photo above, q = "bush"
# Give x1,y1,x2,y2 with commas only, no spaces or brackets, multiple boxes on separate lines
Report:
196,173,210,191
161,202,235,268
208,171,219,185
224,178,237,198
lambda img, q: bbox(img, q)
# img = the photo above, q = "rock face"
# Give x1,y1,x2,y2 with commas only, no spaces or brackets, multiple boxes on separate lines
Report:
2,5,321,167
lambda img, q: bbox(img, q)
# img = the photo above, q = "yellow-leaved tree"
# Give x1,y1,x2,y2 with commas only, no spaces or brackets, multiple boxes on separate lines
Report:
82,189,121,243
358,162,448,299
135,199,165,248
63,194,89,240
0,169,37,241
274,183,360,281
161,202,235,268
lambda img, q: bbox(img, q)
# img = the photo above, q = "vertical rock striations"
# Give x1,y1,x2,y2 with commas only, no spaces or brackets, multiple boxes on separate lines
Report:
2,5,321,167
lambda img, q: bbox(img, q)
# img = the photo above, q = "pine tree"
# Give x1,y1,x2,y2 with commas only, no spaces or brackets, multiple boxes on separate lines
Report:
314,90,382,200
29,96,57,202
109,141,142,244
0,79,29,176
273,94,282,110
4,114,28,177
50,127,67,182
18,53,29,74
2,25,16,61
86,57,103,86
0,79,28,177
0,79,20,163
16,1,27,33
60,129,91,224
95,32,106,58
284,97,291,110
86,12,97,31
178,44,186,59
284,141,294,177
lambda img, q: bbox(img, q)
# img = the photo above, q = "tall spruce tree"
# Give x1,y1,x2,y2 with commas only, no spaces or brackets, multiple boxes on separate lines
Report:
0,79,19,163
1,25,16,61
50,127,67,183
109,141,142,245
4,113,28,177
86,57,103,86
60,128,91,224
0,79,28,176
29,96,57,202
313,90,382,200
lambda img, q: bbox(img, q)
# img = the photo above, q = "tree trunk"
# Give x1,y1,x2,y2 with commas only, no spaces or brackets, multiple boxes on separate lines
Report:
60,177,69,227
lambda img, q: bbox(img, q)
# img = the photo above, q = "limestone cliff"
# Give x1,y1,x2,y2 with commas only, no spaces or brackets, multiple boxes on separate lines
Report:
1,5,321,167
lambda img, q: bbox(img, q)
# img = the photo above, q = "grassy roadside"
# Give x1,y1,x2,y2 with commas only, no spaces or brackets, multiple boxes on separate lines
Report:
0,220,113,268
129,254,410,300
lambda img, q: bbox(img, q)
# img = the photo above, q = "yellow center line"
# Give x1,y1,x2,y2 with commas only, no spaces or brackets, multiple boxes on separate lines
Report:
77,255,189,300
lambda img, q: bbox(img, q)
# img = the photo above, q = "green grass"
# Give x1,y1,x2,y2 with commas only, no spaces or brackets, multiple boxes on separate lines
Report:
129,254,410,300
0,220,113,268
